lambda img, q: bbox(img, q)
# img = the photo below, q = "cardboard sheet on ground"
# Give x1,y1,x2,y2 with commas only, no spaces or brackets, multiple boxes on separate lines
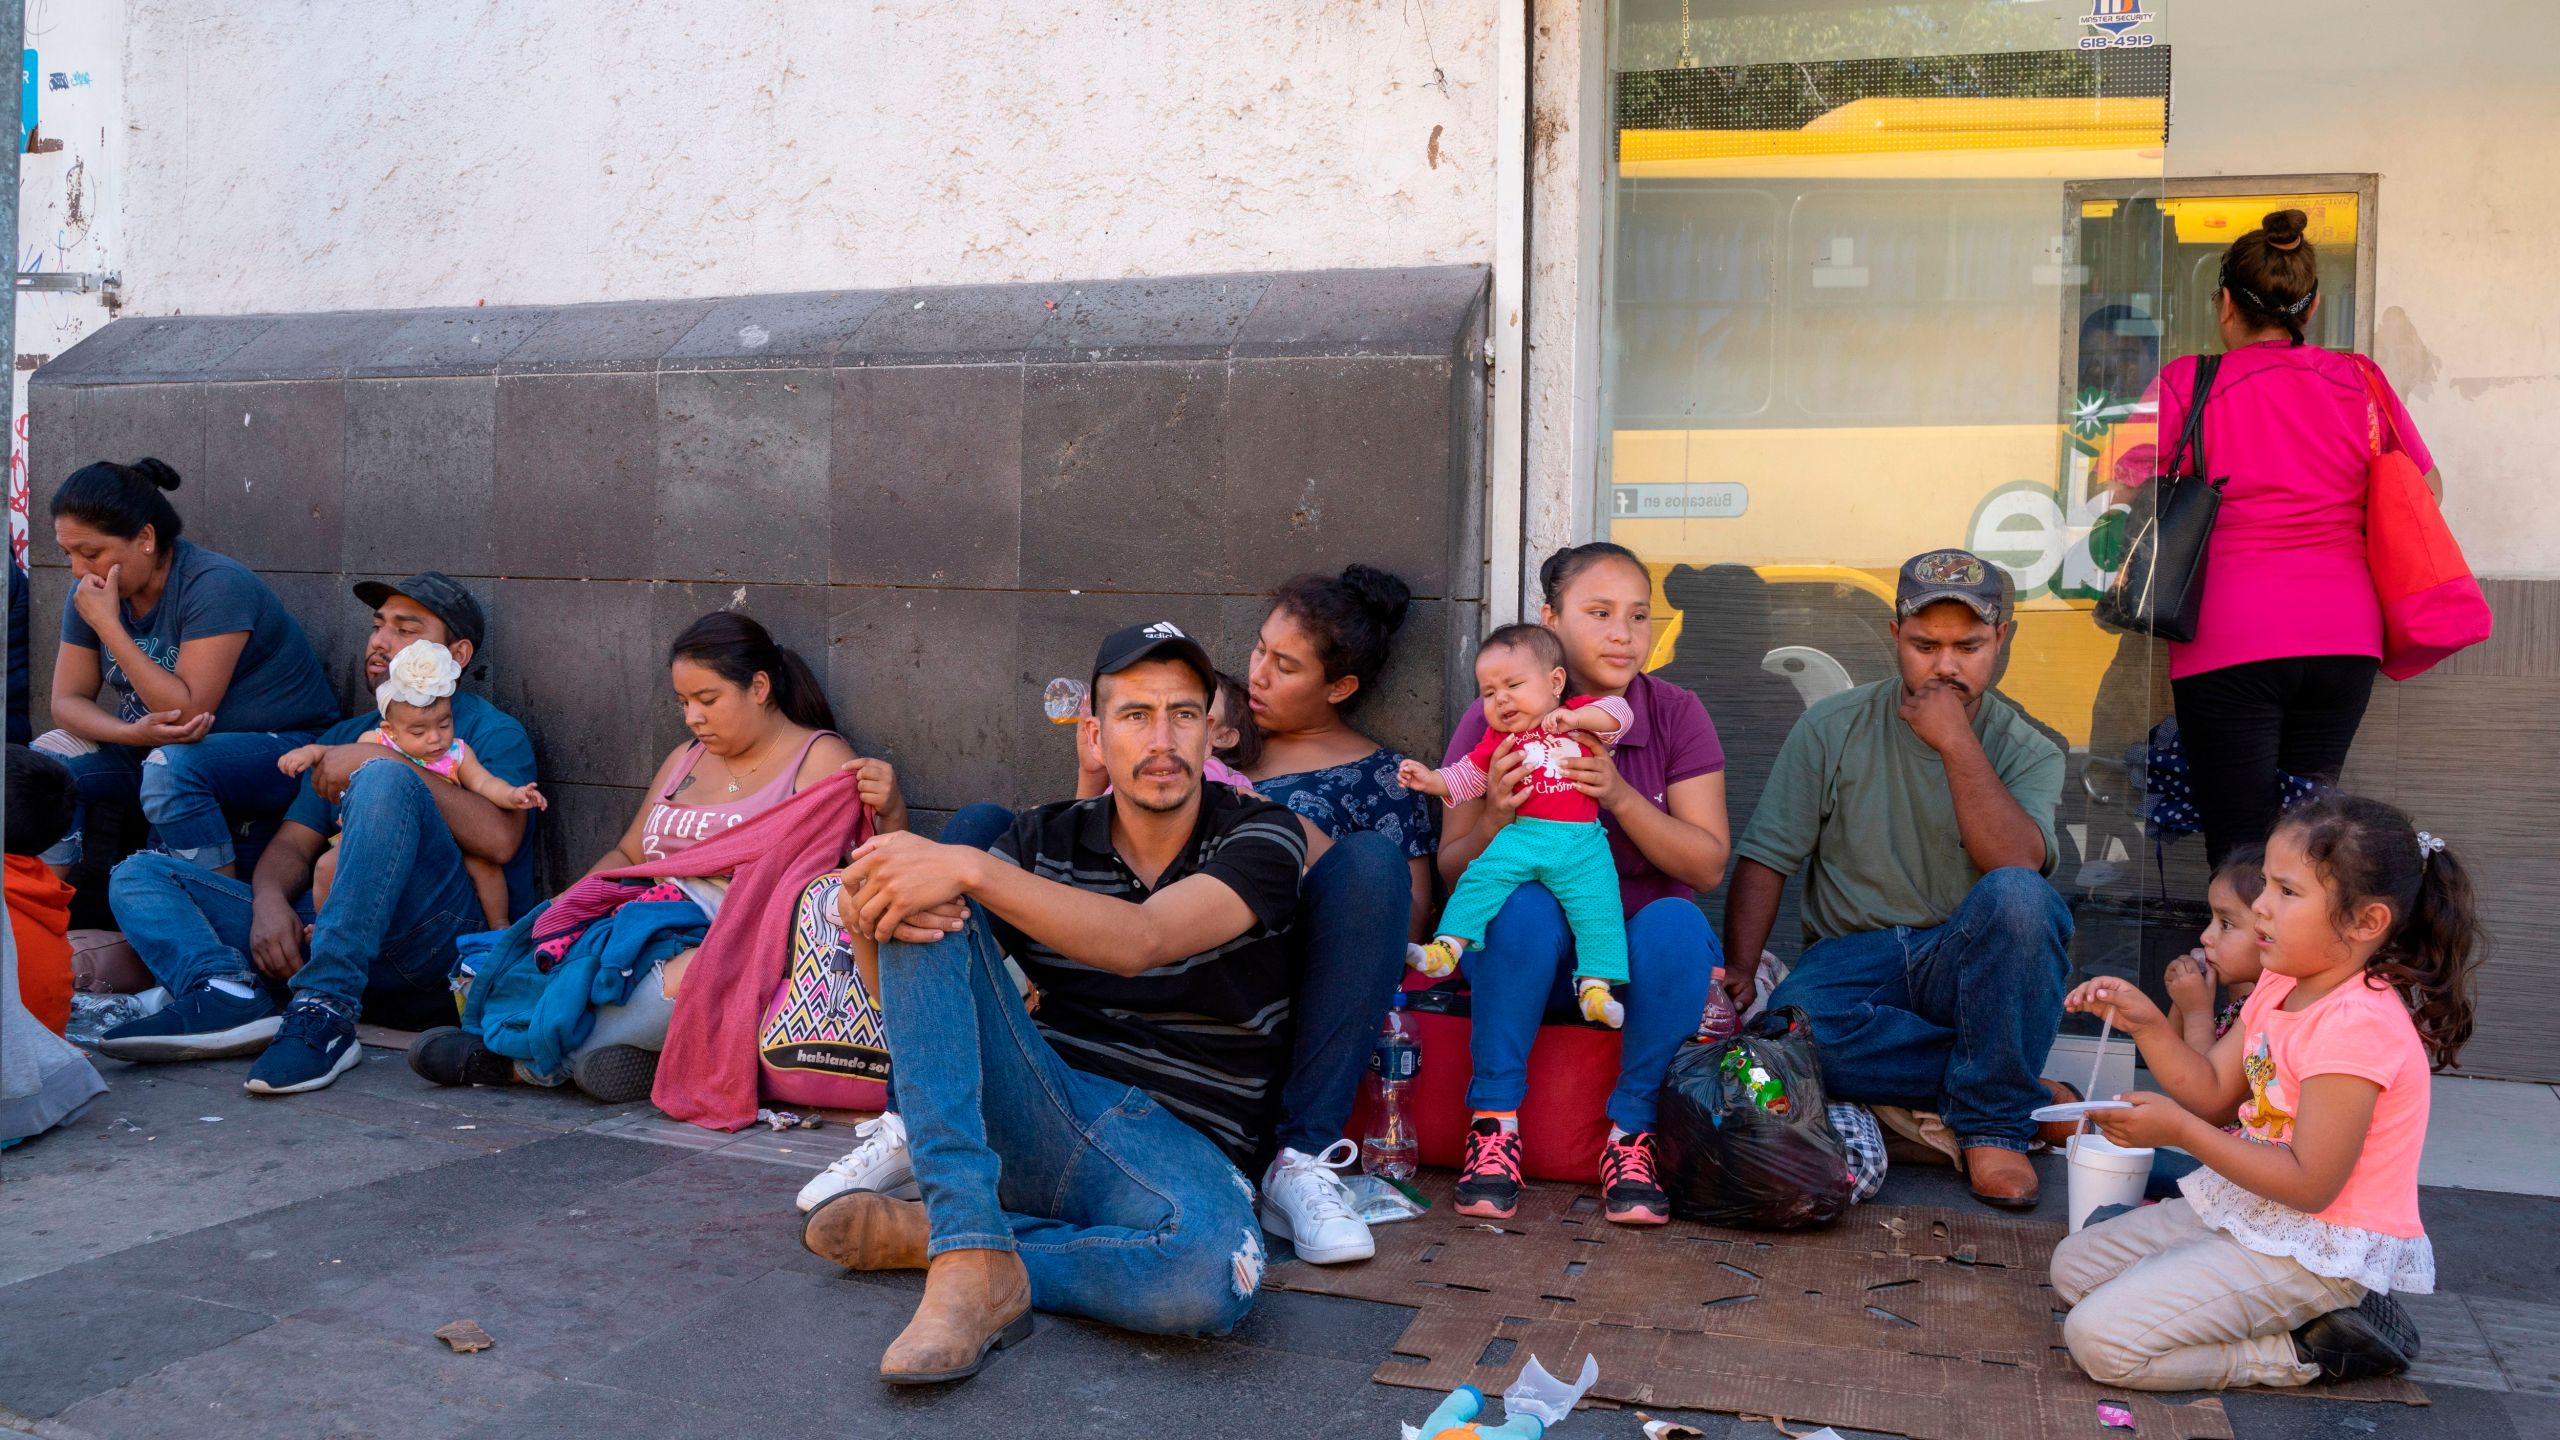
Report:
1266,1174,2424,1440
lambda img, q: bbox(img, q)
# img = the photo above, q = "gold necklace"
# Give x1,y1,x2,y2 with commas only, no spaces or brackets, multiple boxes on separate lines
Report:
720,734,788,794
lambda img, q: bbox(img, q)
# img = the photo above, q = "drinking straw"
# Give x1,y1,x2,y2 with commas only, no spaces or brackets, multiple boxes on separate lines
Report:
2079,1010,2116,1137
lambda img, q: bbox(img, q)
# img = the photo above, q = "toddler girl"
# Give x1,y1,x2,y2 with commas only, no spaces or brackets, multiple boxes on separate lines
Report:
2166,846,2267,1052
2142,846,2268,1197
1399,625,1629,1027
1203,669,1260,788
2053,793,2476,1390
280,639,546,927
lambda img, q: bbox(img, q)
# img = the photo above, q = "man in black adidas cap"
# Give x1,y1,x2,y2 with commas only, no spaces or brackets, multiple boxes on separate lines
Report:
810,620,1305,1385
101,572,538,1096
1722,548,2072,1211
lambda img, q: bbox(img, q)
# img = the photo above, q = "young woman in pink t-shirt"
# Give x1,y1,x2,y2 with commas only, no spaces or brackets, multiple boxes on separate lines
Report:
2052,793,2480,1391
2142,211,2443,867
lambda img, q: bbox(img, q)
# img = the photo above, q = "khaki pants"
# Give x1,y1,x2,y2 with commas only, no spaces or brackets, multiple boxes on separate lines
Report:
2052,1198,2365,1391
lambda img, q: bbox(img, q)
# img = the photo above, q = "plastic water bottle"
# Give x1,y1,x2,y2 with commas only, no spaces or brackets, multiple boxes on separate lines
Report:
1042,677,1089,725
1696,966,1741,1042
65,988,172,1048
1361,994,1421,1180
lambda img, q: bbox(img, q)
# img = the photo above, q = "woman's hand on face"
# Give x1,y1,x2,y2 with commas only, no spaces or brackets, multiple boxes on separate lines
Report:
1560,746,1630,812
71,566,124,634
122,707,214,748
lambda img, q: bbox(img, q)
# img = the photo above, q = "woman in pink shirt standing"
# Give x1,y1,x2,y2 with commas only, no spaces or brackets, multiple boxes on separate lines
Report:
2148,210,2442,866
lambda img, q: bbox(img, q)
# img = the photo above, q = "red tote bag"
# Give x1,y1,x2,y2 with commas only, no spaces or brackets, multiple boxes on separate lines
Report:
2356,357,2493,680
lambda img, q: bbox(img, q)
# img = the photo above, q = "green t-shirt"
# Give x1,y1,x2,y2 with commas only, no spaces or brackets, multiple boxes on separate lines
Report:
1736,678,2064,944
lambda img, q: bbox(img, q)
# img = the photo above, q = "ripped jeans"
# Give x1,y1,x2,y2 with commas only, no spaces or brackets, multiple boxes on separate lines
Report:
880,910,1263,1338
36,727,313,871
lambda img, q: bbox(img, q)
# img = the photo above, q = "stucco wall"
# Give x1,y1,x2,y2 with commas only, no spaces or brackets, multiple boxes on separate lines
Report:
115,1,1498,313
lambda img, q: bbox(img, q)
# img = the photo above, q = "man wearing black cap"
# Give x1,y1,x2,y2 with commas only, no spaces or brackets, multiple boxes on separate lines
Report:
806,621,1304,1385
1721,549,2072,1209
99,573,538,1096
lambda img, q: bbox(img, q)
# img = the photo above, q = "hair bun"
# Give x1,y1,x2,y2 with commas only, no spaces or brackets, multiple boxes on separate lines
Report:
1337,563,1411,635
2261,209,2309,251
131,457,183,492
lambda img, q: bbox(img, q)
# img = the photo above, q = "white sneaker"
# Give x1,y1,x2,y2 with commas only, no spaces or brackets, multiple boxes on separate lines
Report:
1257,1140,1374,1265
794,1113,920,1213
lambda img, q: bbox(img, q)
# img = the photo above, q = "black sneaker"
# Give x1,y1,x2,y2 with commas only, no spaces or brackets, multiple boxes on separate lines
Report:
408,1027,517,1088
1453,1118,1523,1219
571,1044,661,1104
2293,1290,2421,1382
94,982,279,1061
244,1000,363,1095
1600,1131,1671,1225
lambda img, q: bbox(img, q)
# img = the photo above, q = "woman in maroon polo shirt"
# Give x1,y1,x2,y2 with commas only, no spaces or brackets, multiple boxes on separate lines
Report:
1436,542,1733,1225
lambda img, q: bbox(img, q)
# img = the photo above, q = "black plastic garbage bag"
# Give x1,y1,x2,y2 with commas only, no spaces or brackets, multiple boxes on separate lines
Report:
1656,1006,1853,1230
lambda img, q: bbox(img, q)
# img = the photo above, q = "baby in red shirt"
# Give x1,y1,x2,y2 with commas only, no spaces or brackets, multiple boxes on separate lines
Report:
1399,624,1630,1027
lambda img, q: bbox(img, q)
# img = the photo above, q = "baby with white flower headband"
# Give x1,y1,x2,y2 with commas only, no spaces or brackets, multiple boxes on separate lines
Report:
278,639,546,926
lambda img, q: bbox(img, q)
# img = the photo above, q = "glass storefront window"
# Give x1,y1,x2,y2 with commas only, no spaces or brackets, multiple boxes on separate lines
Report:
1600,2,2210,1017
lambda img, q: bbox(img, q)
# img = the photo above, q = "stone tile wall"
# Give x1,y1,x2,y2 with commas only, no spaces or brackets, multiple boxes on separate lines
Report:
28,267,1489,891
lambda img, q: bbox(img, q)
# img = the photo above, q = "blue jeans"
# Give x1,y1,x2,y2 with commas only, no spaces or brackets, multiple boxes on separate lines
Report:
1459,886,1721,1133
42,728,313,870
935,803,1411,1161
938,803,1016,851
110,761,482,1023
1766,868,2072,1152
1274,830,1411,1156
881,911,1263,1337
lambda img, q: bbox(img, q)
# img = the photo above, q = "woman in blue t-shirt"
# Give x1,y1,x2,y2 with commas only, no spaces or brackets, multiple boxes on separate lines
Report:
39,457,339,876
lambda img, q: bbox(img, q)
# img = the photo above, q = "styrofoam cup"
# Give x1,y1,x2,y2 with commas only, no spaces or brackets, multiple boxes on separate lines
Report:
2065,1133,2154,1232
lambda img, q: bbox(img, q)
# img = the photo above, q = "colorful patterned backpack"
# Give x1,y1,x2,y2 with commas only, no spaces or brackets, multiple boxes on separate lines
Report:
757,869,890,1111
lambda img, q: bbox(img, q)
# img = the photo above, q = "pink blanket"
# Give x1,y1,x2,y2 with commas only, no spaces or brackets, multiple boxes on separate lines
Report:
578,772,873,1131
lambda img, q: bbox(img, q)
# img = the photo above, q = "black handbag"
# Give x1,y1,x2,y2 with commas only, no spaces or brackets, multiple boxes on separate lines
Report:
2094,353,2223,642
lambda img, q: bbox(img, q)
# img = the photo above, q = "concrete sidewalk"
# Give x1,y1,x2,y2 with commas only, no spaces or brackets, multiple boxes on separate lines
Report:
2,1045,2553,1440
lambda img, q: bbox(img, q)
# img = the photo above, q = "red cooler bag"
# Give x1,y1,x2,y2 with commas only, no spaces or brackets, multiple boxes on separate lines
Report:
1347,1006,1620,1184
2357,356,2492,680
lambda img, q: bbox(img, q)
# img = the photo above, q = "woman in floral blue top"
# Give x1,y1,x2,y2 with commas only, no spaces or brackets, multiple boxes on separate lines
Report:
1241,565,1439,1198
1244,564,1439,930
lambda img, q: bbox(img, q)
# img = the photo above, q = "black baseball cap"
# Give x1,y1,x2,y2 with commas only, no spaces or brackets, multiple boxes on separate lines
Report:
1895,549,2008,625
1091,621,1217,700
352,572,487,652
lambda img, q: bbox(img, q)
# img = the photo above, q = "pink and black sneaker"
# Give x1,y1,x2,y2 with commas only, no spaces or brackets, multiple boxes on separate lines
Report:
1453,1118,1524,1219
1600,1131,1670,1225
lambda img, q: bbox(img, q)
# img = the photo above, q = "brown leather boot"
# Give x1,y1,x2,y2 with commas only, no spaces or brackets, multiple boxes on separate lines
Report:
801,1192,930,1272
1963,1145,2041,1210
2034,1078,2086,1151
879,1247,1034,1385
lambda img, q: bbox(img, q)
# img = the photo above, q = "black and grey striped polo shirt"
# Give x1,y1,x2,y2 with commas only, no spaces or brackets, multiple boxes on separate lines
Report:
987,787,1306,1166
